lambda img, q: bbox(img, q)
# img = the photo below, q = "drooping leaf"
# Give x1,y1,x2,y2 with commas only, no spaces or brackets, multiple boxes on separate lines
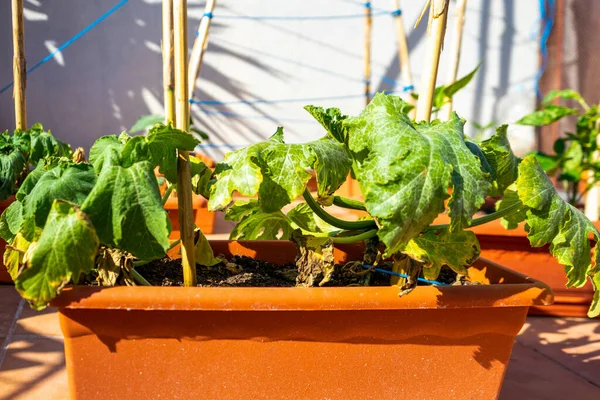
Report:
20,162,96,236
516,155,600,317
3,232,31,280
497,184,527,230
287,202,338,235
15,201,99,310
226,200,292,240
479,125,521,196
0,200,23,241
344,93,489,254
306,136,351,199
130,114,165,133
291,231,335,287
516,105,579,126
194,229,223,267
542,89,589,110
81,149,170,260
403,229,480,280
190,155,213,199
0,149,26,201
304,105,348,143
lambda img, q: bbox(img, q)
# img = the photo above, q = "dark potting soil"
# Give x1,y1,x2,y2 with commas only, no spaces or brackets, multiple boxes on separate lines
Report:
138,256,461,288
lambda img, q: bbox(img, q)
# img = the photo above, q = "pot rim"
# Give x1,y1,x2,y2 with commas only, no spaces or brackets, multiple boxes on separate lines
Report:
51,240,554,312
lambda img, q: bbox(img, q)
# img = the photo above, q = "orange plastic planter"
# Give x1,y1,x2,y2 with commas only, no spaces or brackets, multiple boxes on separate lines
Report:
52,240,552,400
0,196,16,283
438,214,597,318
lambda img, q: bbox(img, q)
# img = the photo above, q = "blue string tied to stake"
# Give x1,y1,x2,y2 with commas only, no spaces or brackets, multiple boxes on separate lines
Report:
203,12,213,19
391,9,402,17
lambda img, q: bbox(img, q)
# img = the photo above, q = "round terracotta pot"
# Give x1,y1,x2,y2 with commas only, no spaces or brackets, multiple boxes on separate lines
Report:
434,214,598,317
52,240,552,400
0,196,16,283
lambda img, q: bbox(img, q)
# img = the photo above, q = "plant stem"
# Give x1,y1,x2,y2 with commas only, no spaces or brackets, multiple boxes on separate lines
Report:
11,0,26,130
332,196,367,211
332,229,378,244
415,0,450,122
130,268,151,286
303,189,377,231
428,200,523,231
173,0,197,287
168,238,181,251
162,0,175,124
162,184,175,205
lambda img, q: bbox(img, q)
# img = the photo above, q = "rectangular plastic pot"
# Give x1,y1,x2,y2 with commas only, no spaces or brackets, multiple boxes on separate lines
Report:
435,214,597,318
52,240,552,400
0,196,16,283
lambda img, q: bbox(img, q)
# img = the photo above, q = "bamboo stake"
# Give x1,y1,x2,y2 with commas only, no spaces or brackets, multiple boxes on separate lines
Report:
441,0,467,120
188,0,217,99
364,2,372,105
415,0,450,122
11,0,26,130
173,0,197,286
391,1,415,115
162,0,175,124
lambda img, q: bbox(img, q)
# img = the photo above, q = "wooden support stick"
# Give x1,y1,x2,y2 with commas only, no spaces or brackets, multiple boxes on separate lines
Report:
188,0,217,99
162,0,175,124
441,0,467,120
364,2,372,105
173,0,197,286
415,0,450,122
11,0,26,130
391,1,415,113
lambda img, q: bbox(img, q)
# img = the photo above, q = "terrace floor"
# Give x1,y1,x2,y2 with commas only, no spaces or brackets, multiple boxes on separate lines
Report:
0,214,598,399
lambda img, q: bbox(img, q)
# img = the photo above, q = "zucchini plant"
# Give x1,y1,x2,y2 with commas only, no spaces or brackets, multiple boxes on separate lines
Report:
0,123,71,201
517,89,599,206
0,124,207,309
208,92,600,317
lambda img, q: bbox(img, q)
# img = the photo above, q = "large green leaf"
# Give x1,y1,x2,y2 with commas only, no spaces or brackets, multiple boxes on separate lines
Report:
304,106,348,143
479,125,521,196
257,129,315,212
226,200,292,240
82,149,170,260
403,229,480,280
15,201,99,310
344,93,489,254
209,142,268,212
20,161,96,235
517,105,579,126
89,135,124,173
0,149,26,201
516,155,600,317
29,129,71,164
144,124,200,183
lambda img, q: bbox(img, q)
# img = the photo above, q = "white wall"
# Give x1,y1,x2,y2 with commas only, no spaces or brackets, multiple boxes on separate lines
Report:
0,0,540,160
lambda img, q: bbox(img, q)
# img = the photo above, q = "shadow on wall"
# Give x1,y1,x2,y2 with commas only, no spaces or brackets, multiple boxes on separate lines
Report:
0,1,282,151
